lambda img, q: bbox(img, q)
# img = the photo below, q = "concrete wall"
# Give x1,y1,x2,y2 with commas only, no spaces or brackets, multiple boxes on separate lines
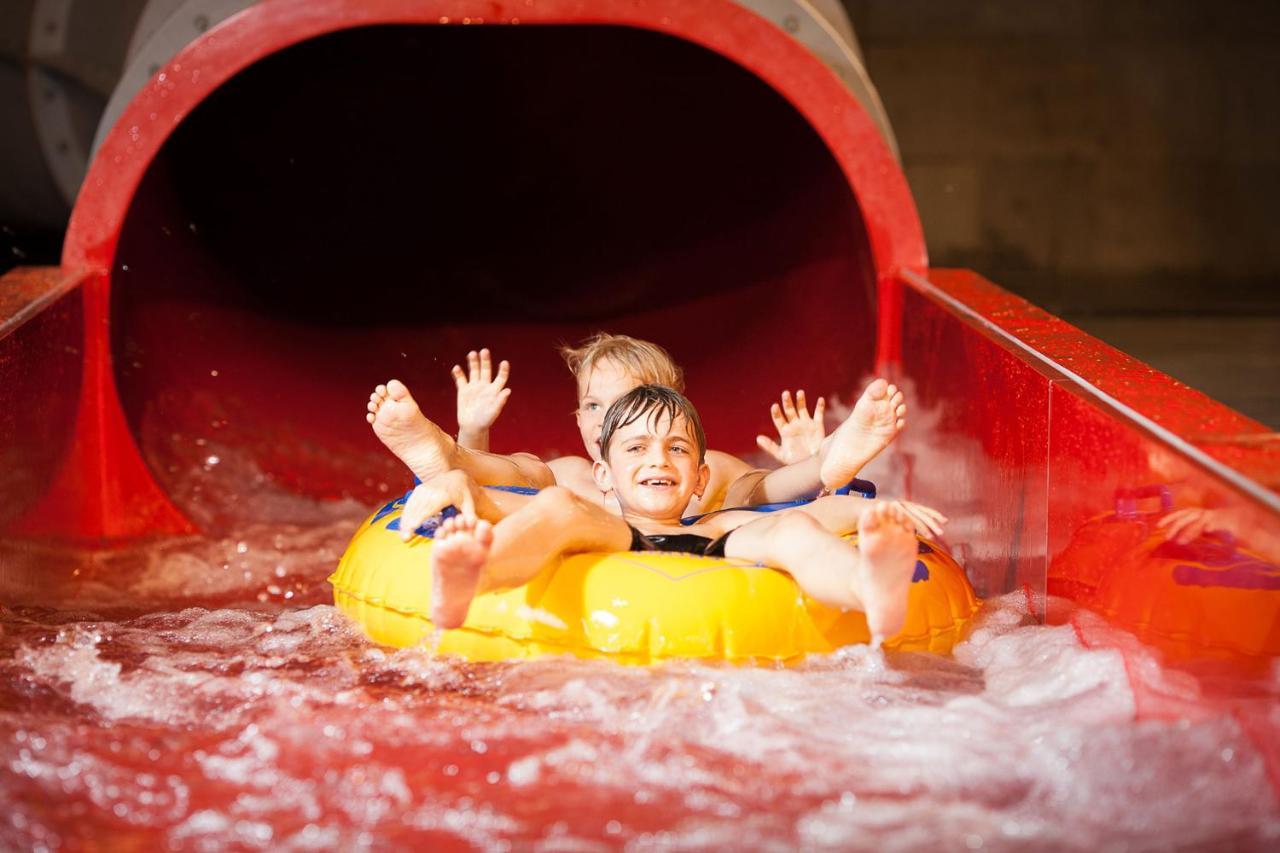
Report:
846,0,1280,316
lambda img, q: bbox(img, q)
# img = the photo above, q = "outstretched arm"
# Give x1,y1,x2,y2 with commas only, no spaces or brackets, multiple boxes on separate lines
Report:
452,348,512,451
700,495,946,540
794,495,945,538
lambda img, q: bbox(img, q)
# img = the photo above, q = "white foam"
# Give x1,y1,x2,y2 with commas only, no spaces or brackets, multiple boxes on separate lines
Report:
1,449,1276,850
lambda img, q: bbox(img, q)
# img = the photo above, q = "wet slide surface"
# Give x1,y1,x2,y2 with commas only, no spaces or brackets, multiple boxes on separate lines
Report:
1,456,1278,850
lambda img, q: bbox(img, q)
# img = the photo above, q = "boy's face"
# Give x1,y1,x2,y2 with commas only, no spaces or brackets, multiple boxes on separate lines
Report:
592,411,709,521
576,359,642,462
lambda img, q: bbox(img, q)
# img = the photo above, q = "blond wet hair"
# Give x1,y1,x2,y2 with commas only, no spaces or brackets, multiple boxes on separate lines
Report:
559,332,685,392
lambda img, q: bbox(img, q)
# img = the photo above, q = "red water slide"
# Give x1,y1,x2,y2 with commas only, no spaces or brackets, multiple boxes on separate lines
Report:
1,0,1277,672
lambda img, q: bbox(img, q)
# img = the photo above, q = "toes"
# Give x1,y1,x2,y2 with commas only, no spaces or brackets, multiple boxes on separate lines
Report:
366,413,375,424
866,378,889,399
386,379,409,399
375,384,387,397
475,520,494,546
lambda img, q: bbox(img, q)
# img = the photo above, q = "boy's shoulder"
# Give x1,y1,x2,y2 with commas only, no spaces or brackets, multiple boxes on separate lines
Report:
547,455,594,479
704,449,757,481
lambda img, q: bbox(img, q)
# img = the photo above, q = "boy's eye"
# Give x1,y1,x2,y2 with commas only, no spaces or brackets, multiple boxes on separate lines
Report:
671,445,687,454
626,444,644,453
584,403,600,412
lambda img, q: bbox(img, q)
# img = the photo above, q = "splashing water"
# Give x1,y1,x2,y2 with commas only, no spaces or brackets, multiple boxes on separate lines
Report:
1,449,1277,850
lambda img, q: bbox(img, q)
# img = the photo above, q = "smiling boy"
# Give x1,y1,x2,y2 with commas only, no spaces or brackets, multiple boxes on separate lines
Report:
398,385,926,642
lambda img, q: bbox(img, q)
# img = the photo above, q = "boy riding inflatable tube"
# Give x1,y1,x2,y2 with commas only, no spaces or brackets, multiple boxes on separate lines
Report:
329,495,980,663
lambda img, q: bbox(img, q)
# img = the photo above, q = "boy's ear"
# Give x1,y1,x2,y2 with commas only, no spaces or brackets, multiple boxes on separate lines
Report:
592,459,614,493
693,462,711,499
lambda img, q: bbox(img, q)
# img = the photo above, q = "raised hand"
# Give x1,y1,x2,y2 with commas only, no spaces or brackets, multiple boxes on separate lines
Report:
756,389,826,465
452,348,511,451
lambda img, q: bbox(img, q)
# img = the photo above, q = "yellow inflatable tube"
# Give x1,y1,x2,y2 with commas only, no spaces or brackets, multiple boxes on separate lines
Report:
330,503,981,664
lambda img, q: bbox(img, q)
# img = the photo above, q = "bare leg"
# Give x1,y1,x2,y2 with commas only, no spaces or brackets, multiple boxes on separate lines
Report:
427,486,632,628
818,379,907,490
429,515,494,628
720,502,918,639
367,379,555,488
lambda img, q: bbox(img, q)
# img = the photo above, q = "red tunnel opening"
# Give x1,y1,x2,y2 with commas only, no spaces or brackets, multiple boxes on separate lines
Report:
107,23,880,528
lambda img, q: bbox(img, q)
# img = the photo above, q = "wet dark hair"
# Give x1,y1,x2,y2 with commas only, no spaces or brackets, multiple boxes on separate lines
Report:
598,385,707,463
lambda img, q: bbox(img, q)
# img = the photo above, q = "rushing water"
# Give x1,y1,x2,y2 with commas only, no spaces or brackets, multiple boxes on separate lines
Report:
2,456,1278,850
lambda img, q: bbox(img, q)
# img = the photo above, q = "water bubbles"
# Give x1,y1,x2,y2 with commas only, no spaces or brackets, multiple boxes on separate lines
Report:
507,756,540,787
2,475,1276,852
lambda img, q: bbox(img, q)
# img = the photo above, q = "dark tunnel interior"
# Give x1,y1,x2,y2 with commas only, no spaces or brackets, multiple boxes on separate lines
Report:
110,24,877,520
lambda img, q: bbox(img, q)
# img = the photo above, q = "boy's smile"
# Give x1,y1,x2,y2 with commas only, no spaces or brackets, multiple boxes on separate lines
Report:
594,412,709,523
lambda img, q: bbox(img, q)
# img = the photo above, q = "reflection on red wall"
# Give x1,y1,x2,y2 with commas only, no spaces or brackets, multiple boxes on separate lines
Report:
901,269,1280,673
1048,386,1280,668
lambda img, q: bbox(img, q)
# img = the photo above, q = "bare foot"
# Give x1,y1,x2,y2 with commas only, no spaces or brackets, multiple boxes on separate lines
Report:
429,516,494,629
851,502,918,641
366,379,457,480
819,379,906,490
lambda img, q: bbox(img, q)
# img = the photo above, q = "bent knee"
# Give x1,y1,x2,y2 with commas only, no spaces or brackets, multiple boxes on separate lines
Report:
509,453,554,488
772,511,823,537
531,485,580,514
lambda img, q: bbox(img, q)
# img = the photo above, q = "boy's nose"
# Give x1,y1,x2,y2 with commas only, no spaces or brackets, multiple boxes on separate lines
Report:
644,446,672,465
